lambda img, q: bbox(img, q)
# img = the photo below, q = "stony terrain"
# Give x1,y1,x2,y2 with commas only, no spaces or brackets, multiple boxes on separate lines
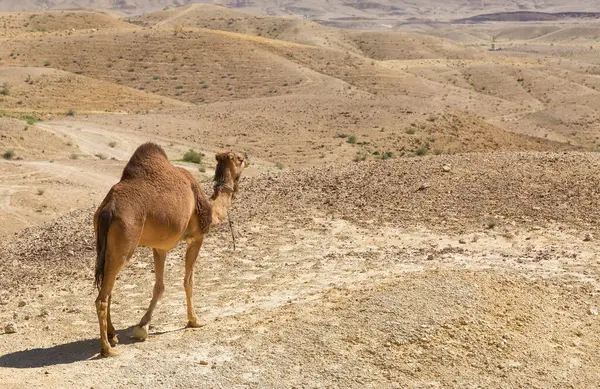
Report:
1,3,600,389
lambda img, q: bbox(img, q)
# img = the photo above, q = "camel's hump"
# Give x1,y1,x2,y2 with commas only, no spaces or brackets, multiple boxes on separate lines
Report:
120,142,170,181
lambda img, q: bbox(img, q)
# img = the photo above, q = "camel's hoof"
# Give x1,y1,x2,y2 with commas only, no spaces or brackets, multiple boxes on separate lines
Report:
186,320,206,329
132,325,149,340
108,334,119,345
101,347,120,358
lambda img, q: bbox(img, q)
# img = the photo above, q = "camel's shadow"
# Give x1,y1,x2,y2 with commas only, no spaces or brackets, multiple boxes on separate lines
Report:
0,326,181,368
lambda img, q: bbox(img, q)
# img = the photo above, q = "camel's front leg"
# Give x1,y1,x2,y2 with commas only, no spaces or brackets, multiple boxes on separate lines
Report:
184,237,204,328
133,249,167,340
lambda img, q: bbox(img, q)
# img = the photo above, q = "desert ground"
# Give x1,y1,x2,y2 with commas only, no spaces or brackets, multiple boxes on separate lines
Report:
1,3,600,388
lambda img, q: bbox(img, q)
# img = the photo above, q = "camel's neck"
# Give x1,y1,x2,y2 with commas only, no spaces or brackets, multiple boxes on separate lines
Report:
209,186,234,227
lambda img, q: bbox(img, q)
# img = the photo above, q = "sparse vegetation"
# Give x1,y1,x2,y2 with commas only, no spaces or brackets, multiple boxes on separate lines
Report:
21,115,40,125
353,150,369,162
66,109,75,116
0,83,9,96
415,144,430,156
2,150,15,160
182,149,204,164
70,153,79,160
43,60,51,67
1,7,600,388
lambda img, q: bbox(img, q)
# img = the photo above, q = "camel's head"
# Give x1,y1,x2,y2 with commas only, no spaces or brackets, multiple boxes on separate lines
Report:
214,151,248,196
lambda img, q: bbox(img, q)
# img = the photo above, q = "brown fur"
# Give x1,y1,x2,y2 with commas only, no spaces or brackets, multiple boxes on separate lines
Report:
92,143,247,357
94,207,112,289
120,142,168,181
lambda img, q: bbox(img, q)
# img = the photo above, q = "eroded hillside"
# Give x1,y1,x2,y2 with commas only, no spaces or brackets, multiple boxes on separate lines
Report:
0,5,599,389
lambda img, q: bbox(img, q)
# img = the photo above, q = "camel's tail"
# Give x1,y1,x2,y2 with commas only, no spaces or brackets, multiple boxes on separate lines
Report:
94,207,113,290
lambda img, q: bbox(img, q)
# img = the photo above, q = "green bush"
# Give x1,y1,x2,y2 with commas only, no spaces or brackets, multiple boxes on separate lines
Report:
2,150,15,160
183,149,203,164
21,115,39,125
415,144,430,156
0,83,9,96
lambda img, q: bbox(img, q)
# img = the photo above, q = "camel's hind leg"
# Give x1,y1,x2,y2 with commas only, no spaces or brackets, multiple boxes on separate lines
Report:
184,237,204,328
96,260,126,357
133,249,167,340
95,224,138,357
107,295,118,345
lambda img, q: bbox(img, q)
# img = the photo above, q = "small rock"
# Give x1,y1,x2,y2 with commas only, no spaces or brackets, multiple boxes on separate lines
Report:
4,323,16,334
504,361,522,369
417,183,430,191
442,164,451,172
199,361,209,365
427,254,434,261
459,239,466,244
589,306,598,316
584,233,593,242
18,301,26,307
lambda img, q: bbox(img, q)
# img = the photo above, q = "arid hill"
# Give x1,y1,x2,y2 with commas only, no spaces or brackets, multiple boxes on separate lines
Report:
1,4,600,388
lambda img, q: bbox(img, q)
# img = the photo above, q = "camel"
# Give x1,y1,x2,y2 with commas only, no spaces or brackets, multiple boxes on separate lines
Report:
93,142,247,357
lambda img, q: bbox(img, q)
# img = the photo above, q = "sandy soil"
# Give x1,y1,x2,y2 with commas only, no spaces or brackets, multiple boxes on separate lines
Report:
1,5,600,389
